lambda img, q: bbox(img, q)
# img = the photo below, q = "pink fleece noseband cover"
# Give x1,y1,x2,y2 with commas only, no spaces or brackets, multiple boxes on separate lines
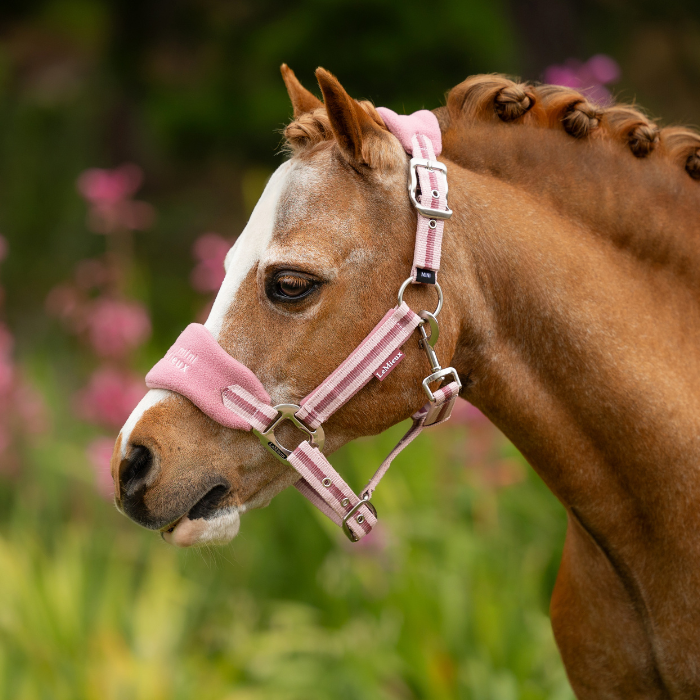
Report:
143,109,459,542
145,323,271,431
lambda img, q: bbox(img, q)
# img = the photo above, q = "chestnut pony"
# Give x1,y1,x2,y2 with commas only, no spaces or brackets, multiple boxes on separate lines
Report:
112,66,700,698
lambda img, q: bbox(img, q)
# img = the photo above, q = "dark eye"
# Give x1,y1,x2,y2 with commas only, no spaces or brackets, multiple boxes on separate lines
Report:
270,272,318,301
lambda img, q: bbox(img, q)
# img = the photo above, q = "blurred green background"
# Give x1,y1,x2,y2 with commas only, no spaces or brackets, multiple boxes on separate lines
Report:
0,1,699,698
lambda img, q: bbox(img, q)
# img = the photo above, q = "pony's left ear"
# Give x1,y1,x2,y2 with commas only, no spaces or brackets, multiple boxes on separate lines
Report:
281,64,323,117
315,67,390,168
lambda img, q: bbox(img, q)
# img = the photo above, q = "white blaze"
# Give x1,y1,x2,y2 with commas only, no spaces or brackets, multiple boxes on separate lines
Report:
118,160,292,456
206,159,293,339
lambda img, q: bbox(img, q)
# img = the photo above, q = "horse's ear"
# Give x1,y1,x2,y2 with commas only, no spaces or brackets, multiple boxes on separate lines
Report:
315,67,388,167
281,64,323,117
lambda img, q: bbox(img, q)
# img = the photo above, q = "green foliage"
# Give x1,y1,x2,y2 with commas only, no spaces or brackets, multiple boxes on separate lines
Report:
0,407,573,699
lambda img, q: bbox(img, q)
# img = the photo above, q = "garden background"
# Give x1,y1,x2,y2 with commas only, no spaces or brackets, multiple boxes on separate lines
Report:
1,1,699,698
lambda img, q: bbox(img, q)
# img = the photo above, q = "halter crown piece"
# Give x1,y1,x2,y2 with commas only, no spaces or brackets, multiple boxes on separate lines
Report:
146,108,461,542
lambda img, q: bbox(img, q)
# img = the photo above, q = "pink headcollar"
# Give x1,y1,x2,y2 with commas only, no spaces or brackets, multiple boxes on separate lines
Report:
143,109,460,542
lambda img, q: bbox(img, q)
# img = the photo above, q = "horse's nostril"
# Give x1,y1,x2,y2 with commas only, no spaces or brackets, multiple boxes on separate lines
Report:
120,445,154,492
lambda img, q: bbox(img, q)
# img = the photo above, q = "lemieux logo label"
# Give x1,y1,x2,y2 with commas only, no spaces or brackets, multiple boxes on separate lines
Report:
374,349,405,381
167,346,198,373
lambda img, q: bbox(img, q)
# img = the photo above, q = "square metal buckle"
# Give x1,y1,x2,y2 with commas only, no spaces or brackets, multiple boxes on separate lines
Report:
422,367,462,402
253,404,325,463
342,495,377,542
408,158,453,221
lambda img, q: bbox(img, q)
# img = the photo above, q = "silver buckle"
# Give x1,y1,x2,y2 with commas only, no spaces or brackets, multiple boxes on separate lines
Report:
422,367,462,402
342,495,378,542
253,404,325,463
408,158,453,220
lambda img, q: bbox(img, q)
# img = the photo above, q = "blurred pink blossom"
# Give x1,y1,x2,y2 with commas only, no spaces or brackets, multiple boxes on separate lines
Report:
448,398,490,427
0,322,48,472
76,164,156,234
14,382,48,434
45,283,81,321
77,164,143,205
75,366,146,429
82,298,151,358
349,521,389,555
544,54,621,105
0,324,14,394
0,235,7,263
190,233,231,293
86,436,116,498
74,257,112,291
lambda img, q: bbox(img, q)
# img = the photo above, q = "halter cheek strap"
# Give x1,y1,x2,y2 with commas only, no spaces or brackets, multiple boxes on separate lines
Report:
146,109,460,542
377,108,450,284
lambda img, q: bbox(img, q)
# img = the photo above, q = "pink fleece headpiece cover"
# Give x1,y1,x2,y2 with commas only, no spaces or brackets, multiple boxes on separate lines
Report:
145,323,270,431
375,107,442,156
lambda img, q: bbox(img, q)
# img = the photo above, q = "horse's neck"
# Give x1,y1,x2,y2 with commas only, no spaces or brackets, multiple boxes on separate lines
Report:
444,155,700,539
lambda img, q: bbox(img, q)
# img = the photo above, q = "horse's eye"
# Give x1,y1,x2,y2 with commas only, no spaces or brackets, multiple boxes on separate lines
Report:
272,272,317,301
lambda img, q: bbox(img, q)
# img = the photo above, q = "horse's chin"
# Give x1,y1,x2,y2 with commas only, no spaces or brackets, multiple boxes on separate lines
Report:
161,507,241,548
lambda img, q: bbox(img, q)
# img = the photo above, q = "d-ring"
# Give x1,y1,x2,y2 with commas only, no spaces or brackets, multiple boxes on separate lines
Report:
397,276,443,317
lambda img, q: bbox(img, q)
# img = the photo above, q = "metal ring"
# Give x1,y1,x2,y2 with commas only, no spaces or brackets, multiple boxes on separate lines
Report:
428,219,437,229
397,276,443,318
431,189,439,198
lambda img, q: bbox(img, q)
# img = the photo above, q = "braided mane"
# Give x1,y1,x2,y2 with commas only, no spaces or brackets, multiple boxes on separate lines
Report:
446,75,700,179
284,74,700,182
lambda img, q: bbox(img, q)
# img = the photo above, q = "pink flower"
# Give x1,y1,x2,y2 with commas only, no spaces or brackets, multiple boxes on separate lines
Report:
82,299,151,358
86,200,156,235
14,382,48,435
74,258,111,291
0,325,14,395
544,54,620,106
45,284,81,321
447,398,490,427
75,366,146,429
77,164,143,206
87,436,116,498
0,235,7,264
76,164,156,234
190,233,231,293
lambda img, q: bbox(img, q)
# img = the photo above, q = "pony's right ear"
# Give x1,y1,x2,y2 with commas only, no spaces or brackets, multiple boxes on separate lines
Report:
281,64,323,117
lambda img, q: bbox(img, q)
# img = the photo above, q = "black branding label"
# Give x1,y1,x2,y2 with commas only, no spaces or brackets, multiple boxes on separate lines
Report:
267,441,288,460
416,268,436,284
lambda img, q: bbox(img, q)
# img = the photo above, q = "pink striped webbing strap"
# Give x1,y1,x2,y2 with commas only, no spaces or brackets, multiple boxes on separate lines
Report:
295,302,422,430
290,379,460,540
221,305,456,541
376,107,448,285
223,379,460,541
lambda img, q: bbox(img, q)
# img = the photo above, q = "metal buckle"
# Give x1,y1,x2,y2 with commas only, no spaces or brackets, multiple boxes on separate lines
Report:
422,367,461,402
253,404,325,463
408,157,453,220
342,495,378,542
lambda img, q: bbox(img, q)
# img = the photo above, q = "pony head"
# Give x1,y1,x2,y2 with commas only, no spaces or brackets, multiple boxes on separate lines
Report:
110,67,460,547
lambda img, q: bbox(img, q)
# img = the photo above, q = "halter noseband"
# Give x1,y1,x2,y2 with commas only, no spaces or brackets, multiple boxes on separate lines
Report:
145,108,461,542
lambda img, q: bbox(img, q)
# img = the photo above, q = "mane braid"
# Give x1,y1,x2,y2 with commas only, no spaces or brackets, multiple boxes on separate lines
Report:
445,74,700,179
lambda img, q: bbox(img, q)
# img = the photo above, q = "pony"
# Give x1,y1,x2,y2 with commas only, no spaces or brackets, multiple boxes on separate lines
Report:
111,65,700,698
